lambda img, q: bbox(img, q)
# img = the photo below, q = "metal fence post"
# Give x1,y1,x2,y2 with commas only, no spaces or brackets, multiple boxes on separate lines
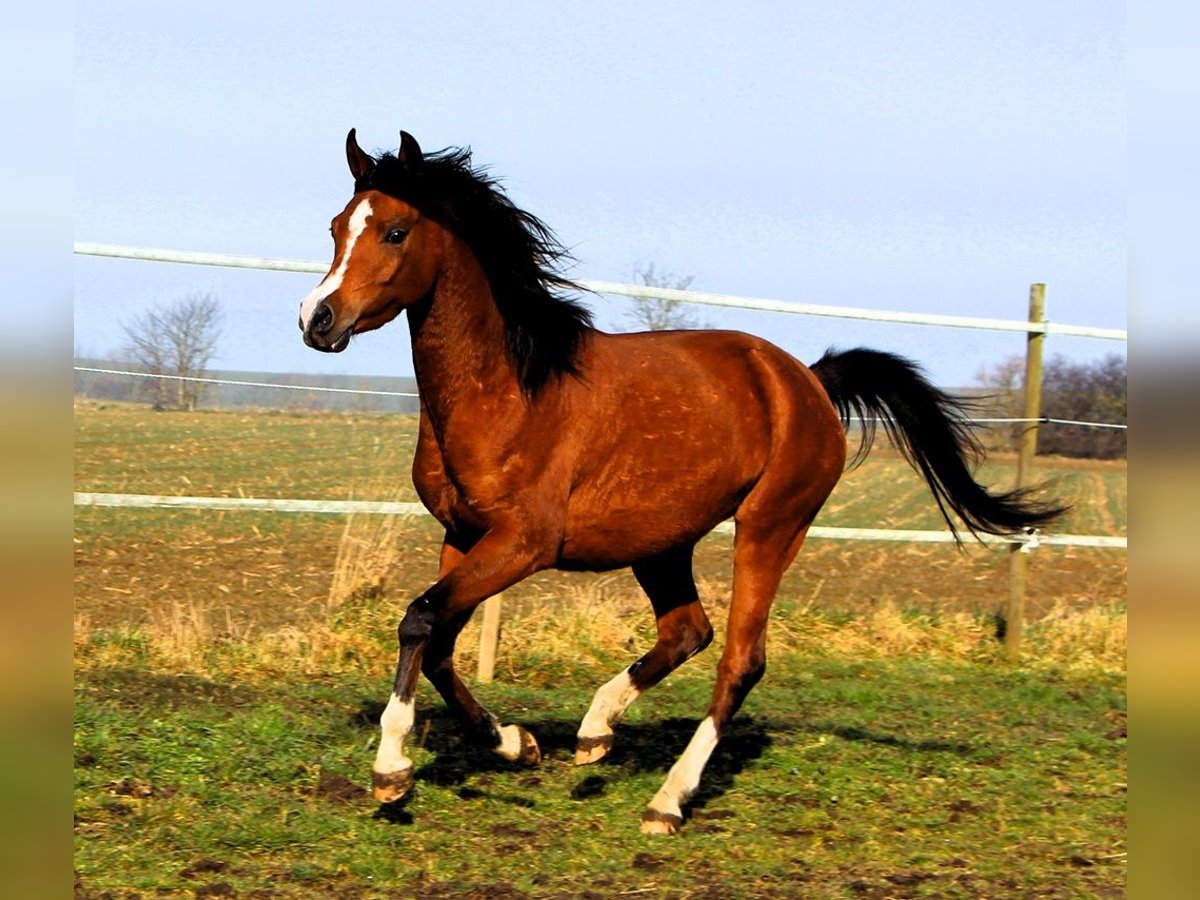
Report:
1004,284,1046,662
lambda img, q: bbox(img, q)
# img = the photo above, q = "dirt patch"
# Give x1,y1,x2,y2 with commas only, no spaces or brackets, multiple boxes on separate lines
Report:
1104,710,1127,740
414,883,527,899
884,870,938,887
313,770,368,802
630,852,665,871
491,823,537,839
180,859,230,879
104,778,177,800
73,410,1125,641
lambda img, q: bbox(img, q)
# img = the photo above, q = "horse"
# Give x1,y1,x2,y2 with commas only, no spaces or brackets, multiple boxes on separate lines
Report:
298,129,1064,834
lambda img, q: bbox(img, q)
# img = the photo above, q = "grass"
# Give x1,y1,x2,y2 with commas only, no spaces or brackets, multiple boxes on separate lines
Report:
74,654,1126,898
74,401,1127,897
74,402,421,502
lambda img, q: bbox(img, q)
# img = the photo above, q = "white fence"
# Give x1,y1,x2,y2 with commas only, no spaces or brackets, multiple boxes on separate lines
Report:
72,492,1126,550
74,241,1127,674
75,242,1128,341
72,240,1128,553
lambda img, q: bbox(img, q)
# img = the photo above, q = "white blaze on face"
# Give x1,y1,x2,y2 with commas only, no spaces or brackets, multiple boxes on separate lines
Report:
299,197,374,330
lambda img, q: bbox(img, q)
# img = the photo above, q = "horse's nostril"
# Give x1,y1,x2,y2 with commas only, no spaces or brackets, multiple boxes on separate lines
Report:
313,303,335,336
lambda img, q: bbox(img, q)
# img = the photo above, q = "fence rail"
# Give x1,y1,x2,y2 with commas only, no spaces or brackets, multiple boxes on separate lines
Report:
74,242,1128,341
75,241,1128,669
73,491,1128,550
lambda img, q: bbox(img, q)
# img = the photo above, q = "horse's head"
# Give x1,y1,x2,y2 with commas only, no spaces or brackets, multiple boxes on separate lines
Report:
299,130,444,352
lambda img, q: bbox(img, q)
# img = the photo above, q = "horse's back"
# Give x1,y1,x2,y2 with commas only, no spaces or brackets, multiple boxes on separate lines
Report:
580,328,840,454
554,329,844,568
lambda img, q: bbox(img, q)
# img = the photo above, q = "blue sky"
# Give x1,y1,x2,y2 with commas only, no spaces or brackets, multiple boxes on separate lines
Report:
74,1,1126,386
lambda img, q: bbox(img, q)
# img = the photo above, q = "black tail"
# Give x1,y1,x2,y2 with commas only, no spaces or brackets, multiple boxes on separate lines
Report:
810,347,1067,541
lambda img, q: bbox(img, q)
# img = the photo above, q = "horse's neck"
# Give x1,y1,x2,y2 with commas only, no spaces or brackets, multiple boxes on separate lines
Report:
407,240,521,433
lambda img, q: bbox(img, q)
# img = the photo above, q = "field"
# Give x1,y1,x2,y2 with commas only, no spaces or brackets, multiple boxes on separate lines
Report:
74,401,1127,898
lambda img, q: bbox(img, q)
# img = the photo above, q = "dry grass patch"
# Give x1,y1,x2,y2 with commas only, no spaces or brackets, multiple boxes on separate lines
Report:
74,591,1126,687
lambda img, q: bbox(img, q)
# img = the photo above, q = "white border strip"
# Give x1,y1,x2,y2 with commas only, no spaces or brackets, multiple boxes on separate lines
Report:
73,492,1126,550
74,242,1127,342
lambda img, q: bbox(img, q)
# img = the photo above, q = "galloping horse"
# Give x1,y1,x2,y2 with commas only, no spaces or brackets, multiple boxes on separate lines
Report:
299,130,1062,833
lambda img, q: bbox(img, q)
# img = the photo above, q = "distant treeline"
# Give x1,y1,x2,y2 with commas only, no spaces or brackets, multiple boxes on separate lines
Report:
73,359,420,414
975,353,1126,460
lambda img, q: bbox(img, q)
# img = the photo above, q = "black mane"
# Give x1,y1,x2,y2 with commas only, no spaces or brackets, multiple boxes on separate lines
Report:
355,145,593,395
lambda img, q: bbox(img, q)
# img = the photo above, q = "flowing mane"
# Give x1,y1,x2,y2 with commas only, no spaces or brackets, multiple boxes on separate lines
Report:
355,145,593,394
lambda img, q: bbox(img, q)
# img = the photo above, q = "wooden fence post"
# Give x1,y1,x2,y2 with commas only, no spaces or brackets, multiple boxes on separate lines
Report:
1004,283,1046,662
476,594,502,683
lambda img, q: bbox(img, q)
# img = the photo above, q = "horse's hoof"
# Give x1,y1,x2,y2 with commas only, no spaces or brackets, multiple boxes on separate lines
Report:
517,728,542,765
574,733,614,766
496,724,541,766
640,808,683,835
371,767,414,804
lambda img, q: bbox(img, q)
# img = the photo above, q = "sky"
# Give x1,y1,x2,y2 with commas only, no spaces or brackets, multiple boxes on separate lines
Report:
74,1,1126,387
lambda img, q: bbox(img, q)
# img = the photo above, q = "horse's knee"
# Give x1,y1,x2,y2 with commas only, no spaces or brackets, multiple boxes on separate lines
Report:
741,657,766,693
398,594,437,646
420,649,451,679
673,620,713,667
732,645,767,686
666,604,714,664
712,650,767,722
692,618,715,656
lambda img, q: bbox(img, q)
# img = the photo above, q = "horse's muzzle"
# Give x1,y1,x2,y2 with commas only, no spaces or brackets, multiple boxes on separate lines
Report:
301,300,352,353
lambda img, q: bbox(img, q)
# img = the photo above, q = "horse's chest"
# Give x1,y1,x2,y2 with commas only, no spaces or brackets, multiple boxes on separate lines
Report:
411,440,509,532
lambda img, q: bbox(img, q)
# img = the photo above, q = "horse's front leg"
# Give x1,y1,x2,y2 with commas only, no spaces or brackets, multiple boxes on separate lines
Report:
371,524,555,803
420,611,542,764
425,533,539,762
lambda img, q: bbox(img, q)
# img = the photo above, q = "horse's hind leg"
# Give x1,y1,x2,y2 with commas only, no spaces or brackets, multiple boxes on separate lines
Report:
576,545,713,764
640,519,812,834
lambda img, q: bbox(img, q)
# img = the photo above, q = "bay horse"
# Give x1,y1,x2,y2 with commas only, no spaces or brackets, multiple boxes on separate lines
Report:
298,129,1063,834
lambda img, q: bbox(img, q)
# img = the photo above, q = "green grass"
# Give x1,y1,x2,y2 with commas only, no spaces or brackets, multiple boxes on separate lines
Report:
74,654,1125,898
74,402,1127,897
74,403,421,501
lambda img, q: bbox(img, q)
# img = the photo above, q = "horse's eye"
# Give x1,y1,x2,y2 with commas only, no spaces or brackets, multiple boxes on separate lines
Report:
385,228,408,245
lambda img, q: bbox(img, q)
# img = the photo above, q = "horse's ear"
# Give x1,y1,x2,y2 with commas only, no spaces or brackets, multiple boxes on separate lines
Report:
346,128,376,180
398,131,423,167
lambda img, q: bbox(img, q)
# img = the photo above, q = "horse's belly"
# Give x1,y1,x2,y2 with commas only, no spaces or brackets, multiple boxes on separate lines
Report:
558,488,737,570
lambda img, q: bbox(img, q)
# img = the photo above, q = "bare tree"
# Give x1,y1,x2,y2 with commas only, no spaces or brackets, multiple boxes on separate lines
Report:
973,356,1025,452
1038,354,1127,459
121,294,223,410
623,263,710,331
